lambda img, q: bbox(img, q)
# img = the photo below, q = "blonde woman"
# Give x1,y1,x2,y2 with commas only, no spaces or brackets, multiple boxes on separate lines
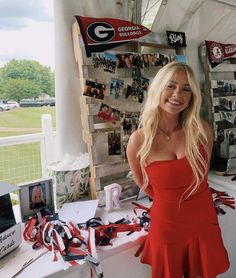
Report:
30,185,46,209
127,61,229,278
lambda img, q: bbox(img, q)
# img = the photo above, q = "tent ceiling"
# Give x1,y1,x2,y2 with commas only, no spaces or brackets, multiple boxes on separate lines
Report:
152,0,236,34
149,0,236,83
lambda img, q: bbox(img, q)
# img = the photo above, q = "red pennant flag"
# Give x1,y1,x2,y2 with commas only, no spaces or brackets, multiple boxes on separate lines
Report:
205,40,236,68
75,16,151,57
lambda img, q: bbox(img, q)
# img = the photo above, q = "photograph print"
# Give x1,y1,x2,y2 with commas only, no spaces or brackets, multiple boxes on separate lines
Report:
18,178,54,222
116,53,133,69
104,53,116,73
125,83,144,103
110,78,125,99
92,52,105,69
121,113,139,136
108,131,121,155
132,76,150,91
98,103,121,122
83,80,106,100
92,52,116,73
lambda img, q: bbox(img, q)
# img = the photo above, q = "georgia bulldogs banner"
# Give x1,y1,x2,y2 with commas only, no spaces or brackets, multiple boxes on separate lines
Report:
75,16,151,57
205,40,236,68
166,31,187,47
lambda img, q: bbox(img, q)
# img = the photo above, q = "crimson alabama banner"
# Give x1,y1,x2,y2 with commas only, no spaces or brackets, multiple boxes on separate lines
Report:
75,16,151,57
205,40,236,68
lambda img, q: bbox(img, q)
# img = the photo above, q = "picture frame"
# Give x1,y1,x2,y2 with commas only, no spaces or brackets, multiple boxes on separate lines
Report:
17,178,54,222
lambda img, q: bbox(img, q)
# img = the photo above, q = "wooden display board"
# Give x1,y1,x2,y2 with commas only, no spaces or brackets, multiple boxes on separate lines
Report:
72,21,181,200
200,44,236,159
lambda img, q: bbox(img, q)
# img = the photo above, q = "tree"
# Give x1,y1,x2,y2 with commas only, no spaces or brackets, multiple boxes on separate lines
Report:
0,59,55,101
0,79,41,102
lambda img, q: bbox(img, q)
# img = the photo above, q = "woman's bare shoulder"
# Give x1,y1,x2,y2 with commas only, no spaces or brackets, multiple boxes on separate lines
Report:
128,129,144,147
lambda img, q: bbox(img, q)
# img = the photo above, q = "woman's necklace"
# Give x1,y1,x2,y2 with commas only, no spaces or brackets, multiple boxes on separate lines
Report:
158,124,180,141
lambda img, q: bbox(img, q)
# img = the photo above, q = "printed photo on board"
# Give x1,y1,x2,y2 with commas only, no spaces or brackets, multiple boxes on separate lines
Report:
108,131,121,155
83,80,106,100
98,103,120,122
110,78,125,99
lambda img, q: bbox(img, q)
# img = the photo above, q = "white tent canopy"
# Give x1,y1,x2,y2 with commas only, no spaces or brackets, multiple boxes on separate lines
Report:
151,0,236,83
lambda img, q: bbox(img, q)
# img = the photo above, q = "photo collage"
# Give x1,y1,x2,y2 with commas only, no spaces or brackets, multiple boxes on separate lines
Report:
83,76,149,103
213,80,236,151
115,53,172,68
84,50,179,160
92,51,183,72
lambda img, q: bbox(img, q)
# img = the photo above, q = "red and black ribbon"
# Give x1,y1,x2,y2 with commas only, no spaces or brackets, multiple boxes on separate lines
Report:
210,187,235,215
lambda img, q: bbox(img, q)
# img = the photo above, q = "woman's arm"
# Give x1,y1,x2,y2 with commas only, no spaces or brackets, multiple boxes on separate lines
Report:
127,130,154,198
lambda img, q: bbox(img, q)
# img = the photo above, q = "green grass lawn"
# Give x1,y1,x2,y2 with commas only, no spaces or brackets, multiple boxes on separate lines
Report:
0,107,56,137
0,107,56,187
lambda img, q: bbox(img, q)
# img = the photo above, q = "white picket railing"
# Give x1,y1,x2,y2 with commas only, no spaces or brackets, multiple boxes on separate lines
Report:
0,114,58,187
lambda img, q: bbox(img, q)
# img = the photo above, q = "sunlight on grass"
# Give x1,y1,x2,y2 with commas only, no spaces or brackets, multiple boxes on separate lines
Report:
0,107,56,128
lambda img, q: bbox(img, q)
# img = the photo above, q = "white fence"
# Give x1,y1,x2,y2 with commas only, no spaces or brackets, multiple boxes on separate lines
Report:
0,114,58,187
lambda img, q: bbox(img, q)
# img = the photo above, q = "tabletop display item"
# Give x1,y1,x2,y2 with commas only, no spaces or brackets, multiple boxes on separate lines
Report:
18,178,54,222
52,165,90,209
0,182,21,258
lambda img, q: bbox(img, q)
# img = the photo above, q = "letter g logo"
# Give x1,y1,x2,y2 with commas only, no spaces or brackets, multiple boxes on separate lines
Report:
87,22,115,42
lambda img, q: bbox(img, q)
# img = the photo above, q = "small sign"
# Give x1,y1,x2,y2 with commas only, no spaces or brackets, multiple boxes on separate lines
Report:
0,223,21,258
166,31,187,47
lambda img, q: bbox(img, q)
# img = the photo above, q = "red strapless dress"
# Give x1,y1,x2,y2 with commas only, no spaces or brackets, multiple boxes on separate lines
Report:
141,156,230,278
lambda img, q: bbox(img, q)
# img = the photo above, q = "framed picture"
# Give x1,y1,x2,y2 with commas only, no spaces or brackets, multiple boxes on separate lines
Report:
18,178,54,222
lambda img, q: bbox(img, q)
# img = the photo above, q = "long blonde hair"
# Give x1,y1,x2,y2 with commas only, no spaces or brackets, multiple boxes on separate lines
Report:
138,61,209,200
